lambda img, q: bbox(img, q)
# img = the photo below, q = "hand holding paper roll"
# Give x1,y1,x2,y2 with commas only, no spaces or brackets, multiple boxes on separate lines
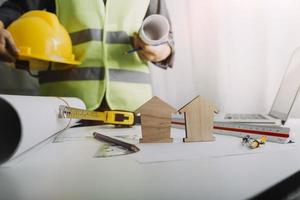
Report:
130,15,171,62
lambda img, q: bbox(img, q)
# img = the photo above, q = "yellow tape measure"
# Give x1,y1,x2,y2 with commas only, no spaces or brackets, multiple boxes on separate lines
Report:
59,105,135,126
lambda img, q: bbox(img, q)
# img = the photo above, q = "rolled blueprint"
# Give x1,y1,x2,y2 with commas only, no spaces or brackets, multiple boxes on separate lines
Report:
139,14,170,45
0,95,86,164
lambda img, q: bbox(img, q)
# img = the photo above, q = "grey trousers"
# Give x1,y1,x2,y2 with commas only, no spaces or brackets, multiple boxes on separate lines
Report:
0,62,39,96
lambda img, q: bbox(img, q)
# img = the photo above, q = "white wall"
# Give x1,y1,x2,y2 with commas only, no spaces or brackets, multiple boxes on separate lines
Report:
150,1,197,108
158,0,300,117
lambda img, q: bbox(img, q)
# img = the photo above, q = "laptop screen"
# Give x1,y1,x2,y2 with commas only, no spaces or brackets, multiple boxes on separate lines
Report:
269,48,300,123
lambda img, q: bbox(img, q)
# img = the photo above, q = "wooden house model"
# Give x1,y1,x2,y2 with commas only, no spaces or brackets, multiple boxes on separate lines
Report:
179,96,217,142
135,96,177,143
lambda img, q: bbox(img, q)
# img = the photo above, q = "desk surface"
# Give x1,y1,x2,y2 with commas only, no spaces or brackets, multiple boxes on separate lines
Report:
0,119,300,200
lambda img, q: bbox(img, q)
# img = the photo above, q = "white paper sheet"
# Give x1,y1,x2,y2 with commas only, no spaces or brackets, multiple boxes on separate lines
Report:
0,95,85,164
51,125,296,164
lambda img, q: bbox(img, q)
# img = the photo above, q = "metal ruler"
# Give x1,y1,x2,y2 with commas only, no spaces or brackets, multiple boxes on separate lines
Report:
171,117,290,143
213,122,290,143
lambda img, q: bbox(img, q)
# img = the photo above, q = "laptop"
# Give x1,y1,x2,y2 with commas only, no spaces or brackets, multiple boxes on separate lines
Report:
214,48,300,126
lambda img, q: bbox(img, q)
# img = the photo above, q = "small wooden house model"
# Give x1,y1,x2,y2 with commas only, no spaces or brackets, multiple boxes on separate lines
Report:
135,96,177,143
179,96,217,142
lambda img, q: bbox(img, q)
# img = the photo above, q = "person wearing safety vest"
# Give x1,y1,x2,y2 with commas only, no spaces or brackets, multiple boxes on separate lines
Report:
0,0,174,112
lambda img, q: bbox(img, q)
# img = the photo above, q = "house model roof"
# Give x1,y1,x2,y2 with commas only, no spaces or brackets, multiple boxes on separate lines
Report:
179,96,217,113
135,96,177,116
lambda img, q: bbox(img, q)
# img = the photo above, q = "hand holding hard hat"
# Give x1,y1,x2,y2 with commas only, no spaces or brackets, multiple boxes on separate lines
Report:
0,22,18,63
3,11,80,71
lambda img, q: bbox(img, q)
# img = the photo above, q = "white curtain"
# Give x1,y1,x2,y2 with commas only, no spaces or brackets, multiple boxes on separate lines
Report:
152,0,300,117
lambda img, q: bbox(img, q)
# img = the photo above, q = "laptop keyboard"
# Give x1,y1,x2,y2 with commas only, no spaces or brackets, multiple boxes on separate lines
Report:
225,114,268,120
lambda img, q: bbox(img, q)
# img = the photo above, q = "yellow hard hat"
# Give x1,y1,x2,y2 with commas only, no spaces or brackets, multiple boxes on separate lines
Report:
7,11,80,65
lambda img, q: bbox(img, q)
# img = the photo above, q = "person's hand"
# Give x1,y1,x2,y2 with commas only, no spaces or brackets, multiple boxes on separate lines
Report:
133,33,171,62
0,21,18,63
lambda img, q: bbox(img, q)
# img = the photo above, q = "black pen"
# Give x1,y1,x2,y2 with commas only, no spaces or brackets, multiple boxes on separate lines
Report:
93,132,140,152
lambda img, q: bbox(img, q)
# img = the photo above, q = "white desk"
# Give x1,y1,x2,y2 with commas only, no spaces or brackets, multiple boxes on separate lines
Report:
0,119,300,200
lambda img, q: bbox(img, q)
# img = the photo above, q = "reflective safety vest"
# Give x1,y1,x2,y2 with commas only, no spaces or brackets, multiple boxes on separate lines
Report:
39,0,152,111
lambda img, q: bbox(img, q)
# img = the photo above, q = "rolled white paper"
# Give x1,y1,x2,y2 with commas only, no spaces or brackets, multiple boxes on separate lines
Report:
0,95,86,164
139,14,170,45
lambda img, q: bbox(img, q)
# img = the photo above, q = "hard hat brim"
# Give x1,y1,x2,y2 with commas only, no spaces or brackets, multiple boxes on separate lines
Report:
18,54,81,65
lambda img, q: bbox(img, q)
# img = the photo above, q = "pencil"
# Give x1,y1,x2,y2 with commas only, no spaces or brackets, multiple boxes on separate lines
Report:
93,132,140,152
123,47,143,55
123,41,169,55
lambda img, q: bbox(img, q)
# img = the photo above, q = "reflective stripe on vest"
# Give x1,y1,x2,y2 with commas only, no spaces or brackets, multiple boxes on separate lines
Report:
41,0,152,111
70,29,132,45
39,67,105,83
105,31,132,44
70,29,103,45
39,67,150,84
